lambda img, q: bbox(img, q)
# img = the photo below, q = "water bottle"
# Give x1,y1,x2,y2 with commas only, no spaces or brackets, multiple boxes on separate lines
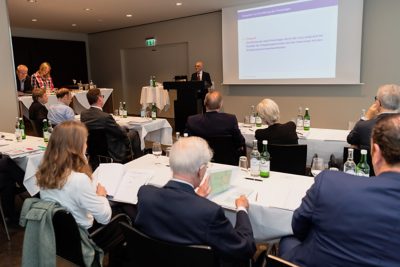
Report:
15,117,21,142
250,105,256,125
303,108,311,131
175,132,180,142
151,103,157,120
356,149,370,177
343,148,356,175
43,119,50,143
259,140,270,178
89,80,94,90
119,102,123,117
122,102,128,118
255,113,262,127
140,106,146,118
19,117,26,140
250,140,261,177
296,107,304,130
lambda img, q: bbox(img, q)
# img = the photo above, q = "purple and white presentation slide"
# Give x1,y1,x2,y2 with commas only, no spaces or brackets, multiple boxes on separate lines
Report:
237,0,338,80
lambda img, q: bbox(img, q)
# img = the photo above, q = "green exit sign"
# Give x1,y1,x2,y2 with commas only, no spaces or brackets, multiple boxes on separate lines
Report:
145,38,156,47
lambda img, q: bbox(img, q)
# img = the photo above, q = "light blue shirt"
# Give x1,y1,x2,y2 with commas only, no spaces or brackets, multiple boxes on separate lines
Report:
47,102,75,125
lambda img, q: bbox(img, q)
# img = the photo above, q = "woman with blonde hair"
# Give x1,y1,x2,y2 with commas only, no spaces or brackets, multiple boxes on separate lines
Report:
31,62,54,90
255,98,298,150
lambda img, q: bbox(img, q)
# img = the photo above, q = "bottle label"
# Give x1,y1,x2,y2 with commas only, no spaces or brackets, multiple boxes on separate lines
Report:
296,118,303,128
255,116,262,126
259,159,270,178
43,131,50,142
356,171,369,177
140,109,145,118
152,111,156,119
303,119,310,127
250,158,260,176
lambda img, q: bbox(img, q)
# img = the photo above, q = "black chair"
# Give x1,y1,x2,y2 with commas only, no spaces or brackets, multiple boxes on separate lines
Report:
87,129,113,170
343,147,375,176
53,210,85,266
265,255,299,267
203,135,245,166
119,222,220,267
0,196,10,241
267,144,307,175
29,119,42,137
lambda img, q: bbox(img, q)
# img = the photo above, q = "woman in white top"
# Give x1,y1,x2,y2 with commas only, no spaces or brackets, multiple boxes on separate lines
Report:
37,120,111,229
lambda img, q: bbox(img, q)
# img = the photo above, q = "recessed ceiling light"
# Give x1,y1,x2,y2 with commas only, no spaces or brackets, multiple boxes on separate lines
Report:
176,2,183,6
32,18,37,22
27,0,37,3
84,8,91,11
72,24,77,27
126,14,133,18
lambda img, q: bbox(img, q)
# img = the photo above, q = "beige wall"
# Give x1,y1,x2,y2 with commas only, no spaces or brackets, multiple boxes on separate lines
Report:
88,0,400,130
0,0,19,132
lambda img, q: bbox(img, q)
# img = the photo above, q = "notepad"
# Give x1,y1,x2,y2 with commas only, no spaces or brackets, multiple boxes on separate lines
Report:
94,163,154,204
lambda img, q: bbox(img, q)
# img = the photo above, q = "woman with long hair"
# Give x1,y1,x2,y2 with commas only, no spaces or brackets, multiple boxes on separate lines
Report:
31,62,54,90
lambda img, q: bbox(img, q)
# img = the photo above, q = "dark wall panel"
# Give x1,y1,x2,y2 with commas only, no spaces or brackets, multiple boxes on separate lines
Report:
12,37,88,88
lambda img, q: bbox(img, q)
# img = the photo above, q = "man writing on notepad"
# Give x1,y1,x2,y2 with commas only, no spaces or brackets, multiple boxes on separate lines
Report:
134,136,256,265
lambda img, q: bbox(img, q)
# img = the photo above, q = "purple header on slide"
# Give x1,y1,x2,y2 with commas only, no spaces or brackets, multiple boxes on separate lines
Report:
238,0,338,20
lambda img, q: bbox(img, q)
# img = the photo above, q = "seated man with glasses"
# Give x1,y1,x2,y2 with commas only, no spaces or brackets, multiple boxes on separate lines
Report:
347,84,400,150
134,136,256,265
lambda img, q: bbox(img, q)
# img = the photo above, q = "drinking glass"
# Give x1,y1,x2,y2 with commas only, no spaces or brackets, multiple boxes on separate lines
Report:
152,142,162,164
311,158,324,177
165,146,172,157
244,116,250,126
239,156,248,172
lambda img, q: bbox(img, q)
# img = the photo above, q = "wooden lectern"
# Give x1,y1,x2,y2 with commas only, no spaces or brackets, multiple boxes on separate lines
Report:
163,81,205,133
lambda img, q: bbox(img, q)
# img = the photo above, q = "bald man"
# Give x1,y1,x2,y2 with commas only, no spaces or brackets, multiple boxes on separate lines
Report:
184,91,245,152
16,64,32,96
191,61,212,112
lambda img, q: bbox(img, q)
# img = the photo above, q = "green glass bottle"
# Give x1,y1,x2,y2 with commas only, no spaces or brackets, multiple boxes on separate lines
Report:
19,117,26,140
259,140,270,178
303,108,311,131
151,103,157,120
356,149,370,177
122,102,127,118
255,113,262,127
43,119,50,143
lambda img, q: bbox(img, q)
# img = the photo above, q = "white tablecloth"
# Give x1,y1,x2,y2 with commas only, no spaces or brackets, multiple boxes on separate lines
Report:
0,132,46,196
239,123,350,165
140,85,170,111
116,116,173,149
18,88,113,118
124,154,314,242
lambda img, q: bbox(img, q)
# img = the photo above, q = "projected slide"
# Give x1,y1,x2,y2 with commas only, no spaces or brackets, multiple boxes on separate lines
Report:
238,0,338,80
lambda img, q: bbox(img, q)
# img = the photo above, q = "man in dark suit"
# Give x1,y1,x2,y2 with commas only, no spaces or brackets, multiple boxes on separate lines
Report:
347,84,400,150
80,88,141,163
279,113,400,267
135,136,256,264
16,64,32,96
185,91,245,153
191,61,212,112
28,88,48,137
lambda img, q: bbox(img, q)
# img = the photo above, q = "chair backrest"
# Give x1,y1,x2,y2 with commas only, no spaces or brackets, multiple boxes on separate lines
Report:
87,129,111,170
29,119,42,137
267,144,307,175
343,147,375,176
266,255,299,267
52,210,85,267
119,222,219,267
203,135,243,166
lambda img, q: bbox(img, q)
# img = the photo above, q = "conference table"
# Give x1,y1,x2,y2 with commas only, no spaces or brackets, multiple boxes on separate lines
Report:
123,154,314,242
18,88,113,118
75,115,173,150
239,123,350,166
0,132,46,196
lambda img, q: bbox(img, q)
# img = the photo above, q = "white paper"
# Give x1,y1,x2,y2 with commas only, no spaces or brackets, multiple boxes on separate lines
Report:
113,169,154,204
95,163,125,196
209,186,253,211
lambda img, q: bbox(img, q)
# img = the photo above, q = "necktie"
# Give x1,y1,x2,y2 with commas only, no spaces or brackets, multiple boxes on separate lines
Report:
197,72,201,81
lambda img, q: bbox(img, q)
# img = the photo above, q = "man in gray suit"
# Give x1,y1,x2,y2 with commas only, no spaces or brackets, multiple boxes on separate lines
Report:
80,88,141,163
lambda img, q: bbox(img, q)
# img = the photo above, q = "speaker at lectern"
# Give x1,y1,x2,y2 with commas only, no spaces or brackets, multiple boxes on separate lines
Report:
163,80,205,133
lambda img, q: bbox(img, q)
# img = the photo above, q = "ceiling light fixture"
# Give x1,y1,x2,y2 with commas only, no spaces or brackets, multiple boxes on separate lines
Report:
176,2,183,6
32,19,37,22
84,8,91,11
27,0,37,3
126,14,133,18
72,24,77,27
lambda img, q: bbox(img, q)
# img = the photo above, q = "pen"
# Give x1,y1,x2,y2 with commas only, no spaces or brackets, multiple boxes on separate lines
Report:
245,177,263,182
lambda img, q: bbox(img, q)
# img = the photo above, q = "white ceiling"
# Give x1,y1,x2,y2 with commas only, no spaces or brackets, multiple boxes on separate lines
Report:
7,0,259,34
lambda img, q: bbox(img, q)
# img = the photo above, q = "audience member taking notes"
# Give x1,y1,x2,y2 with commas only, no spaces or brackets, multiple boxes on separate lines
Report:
280,114,400,266
135,136,256,265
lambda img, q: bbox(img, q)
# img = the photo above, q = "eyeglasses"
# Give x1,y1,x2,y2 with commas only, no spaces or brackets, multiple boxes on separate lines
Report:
374,96,378,101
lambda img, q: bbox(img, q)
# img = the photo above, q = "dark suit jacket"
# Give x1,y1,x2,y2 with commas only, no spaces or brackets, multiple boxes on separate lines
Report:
185,111,245,150
28,100,48,137
283,170,400,267
255,121,298,151
16,76,32,93
80,107,131,163
135,180,256,261
347,113,392,150
191,71,212,99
